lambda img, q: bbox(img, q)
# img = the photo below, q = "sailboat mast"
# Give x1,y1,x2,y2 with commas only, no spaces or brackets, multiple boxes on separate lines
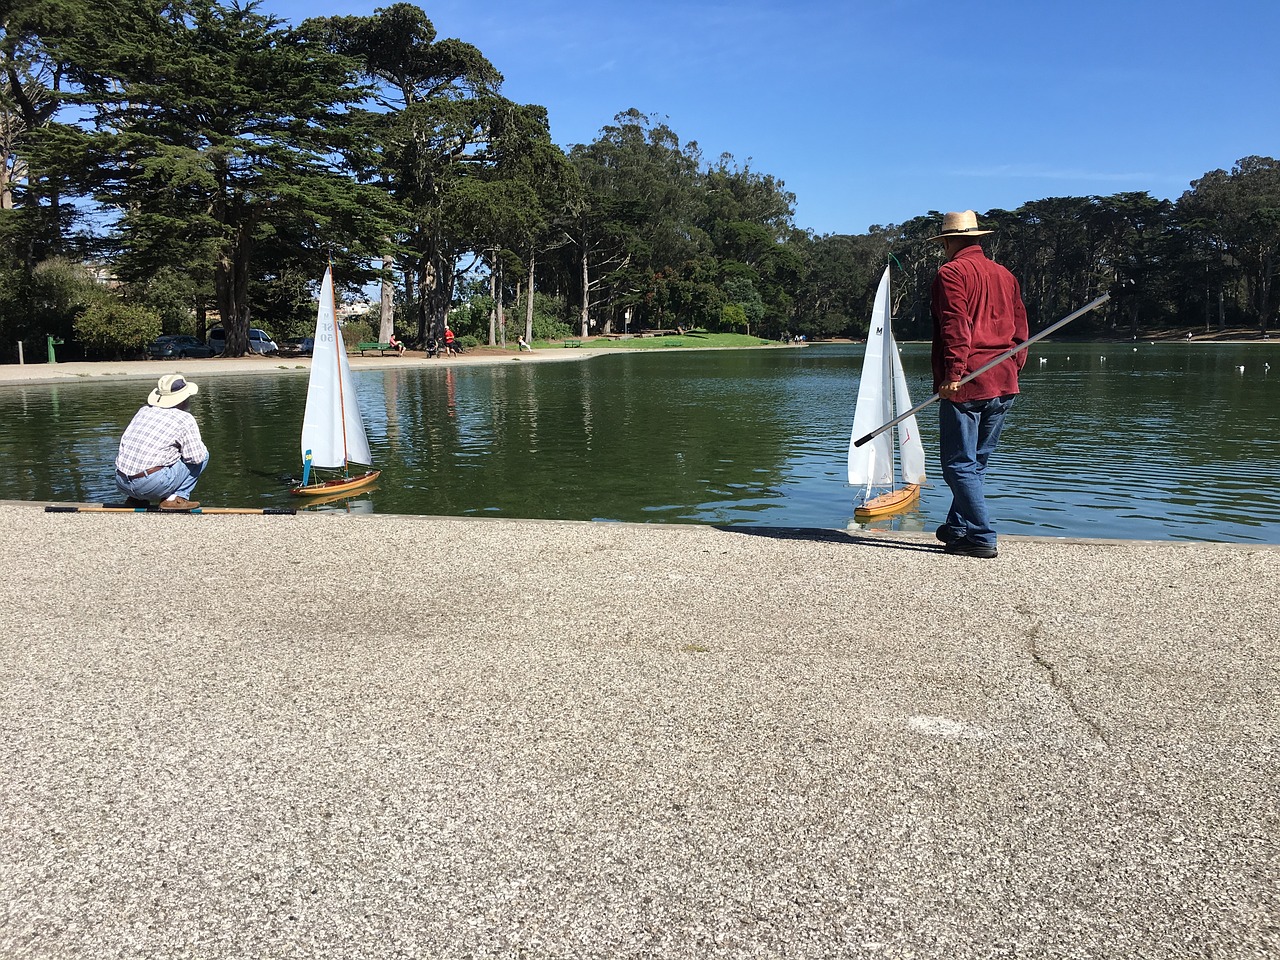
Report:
887,313,899,487
330,266,352,474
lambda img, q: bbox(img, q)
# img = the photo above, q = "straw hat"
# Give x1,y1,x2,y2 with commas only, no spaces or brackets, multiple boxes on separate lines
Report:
148,373,199,408
928,210,994,241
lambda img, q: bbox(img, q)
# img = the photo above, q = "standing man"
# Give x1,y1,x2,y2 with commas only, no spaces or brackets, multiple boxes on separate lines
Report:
114,373,210,511
930,211,1028,559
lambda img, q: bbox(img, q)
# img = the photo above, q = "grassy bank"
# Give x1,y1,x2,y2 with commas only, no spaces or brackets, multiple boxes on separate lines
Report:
573,331,775,350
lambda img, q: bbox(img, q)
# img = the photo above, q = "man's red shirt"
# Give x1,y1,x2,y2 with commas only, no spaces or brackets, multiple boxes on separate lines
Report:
931,244,1029,401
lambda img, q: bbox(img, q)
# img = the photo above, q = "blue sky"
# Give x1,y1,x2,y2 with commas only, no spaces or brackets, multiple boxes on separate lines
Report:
267,0,1277,236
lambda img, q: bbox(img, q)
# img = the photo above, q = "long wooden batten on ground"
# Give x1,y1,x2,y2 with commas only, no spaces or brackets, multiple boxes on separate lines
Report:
45,504,297,515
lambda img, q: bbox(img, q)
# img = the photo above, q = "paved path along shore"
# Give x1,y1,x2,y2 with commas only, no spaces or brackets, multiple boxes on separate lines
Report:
0,345,628,387
1,503,1276,958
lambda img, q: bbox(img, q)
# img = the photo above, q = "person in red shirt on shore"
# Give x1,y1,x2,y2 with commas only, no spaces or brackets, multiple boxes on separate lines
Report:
929,210,1029,559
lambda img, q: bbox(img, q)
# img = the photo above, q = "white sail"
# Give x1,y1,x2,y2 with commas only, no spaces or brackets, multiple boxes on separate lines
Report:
848,267,895,488
300,266,374,469
891,336,927,484
848,265,927,490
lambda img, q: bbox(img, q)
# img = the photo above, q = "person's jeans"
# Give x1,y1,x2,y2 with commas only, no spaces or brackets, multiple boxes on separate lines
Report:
116,456,208,503
938,395,1016,547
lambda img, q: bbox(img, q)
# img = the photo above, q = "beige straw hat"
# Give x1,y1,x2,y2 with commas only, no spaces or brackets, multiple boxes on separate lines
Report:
928,210,994,241
148,373,199,408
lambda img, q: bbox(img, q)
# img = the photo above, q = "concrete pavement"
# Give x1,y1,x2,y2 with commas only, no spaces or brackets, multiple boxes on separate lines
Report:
0,503,1276,958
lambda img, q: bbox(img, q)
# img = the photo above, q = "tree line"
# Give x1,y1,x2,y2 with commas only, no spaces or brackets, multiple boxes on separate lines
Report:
2,1,1277,359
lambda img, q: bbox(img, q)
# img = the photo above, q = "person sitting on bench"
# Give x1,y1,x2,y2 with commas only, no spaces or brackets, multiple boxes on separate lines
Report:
389,333,405,356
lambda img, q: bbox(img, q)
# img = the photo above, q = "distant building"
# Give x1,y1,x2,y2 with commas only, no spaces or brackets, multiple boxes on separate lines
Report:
337,301,373,321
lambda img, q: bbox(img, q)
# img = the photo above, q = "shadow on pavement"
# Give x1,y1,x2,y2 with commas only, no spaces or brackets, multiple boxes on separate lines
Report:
713,525,939,552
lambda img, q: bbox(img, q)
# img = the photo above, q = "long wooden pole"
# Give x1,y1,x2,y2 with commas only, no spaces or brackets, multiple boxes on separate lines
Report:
46,505,296,515
852,292,1112,449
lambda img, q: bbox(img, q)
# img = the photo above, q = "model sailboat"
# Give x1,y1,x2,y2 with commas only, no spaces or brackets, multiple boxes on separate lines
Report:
290,266,380,497
847,266,926,517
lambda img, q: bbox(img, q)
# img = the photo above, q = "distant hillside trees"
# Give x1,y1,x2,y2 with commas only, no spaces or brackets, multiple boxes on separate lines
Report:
790,164,1279,341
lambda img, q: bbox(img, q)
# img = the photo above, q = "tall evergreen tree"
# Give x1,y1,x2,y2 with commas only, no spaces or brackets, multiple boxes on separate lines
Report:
568,110,706,332
0,0,95,348
300,2,505,344
63,0,392,355
1180,157,1280,333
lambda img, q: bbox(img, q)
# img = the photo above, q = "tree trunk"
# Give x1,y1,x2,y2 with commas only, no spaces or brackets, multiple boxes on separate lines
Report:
417,254,451,342
488,256,497,346
378,252,395,343
580,246,590,338
525,250,536,345
1261,248,1273,334
407,263,423,343
213,216,255,355
0,153,19,210
496,259,506,347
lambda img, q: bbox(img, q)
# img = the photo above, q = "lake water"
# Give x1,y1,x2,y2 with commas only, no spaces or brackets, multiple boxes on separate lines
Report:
3,342,1279,543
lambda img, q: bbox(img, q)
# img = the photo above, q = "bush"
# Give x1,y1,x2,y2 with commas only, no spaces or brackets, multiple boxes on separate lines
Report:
131,267,197,335
720,302,748,333
512,291,575,342
450,298,492,341
74,299,162,359
24,258,105,349
340,320,375,347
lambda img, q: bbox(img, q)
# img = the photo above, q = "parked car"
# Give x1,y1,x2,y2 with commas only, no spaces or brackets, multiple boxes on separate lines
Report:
279,336,314,357
207,327,279,355
250,329,279,354
146,334,216,360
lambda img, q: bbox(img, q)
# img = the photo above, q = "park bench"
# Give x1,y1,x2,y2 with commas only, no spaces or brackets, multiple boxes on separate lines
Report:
563,339,582,348
356,341,395,356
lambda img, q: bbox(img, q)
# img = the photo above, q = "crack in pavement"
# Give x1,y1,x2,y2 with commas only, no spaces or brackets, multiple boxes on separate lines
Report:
1022,620,1110,748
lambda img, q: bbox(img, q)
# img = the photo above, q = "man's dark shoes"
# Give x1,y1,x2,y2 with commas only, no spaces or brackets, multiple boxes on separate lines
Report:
935,524,963,545
943,537,998,559
124,497,150,508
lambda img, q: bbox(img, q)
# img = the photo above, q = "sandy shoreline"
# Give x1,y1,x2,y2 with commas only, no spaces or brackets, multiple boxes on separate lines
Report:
2,331,1273,387
0,344,619,386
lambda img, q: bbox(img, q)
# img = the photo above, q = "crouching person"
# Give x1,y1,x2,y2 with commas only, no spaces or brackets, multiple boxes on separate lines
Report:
114,373,210,511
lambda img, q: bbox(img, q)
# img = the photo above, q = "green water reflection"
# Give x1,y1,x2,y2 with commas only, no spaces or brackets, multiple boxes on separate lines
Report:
3,341,1279,542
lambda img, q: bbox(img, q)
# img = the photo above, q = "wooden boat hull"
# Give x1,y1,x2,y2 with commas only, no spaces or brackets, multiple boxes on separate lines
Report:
290,469,380,497
854,483,920,518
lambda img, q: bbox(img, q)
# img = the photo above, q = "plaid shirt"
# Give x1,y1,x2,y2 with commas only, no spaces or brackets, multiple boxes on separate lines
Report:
115,405,209,475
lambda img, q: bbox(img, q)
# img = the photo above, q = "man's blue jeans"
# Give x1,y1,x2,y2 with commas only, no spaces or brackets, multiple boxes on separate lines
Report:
116,456,208,503
938,395,1016,548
